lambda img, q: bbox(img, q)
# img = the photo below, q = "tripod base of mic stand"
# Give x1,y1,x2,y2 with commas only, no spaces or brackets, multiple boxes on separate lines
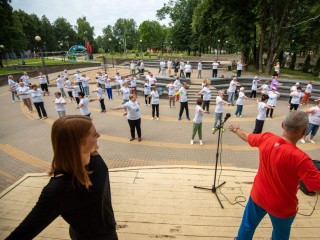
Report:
194,181,226,209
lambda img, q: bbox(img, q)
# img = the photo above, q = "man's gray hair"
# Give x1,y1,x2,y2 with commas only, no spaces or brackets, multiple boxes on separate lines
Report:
283,111,308,132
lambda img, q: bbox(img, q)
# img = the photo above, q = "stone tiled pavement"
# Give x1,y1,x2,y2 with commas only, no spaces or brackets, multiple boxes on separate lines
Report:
0,65,319,193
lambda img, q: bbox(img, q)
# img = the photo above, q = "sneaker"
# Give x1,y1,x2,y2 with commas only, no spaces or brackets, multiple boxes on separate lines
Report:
145,104,148,106
151,117,154,120
240,115,243,118
221,128,225,132
43,116,48,119
199,140,203,146
187,117,190,121
156,118,159,120
212,128,216,132
130,138,135,141
309,140,316,144
148,104,151,106
178,117,181,121
300,139,306,144
138,138,142,142
190,140,194,145
12,101,15,103
234,115,237,117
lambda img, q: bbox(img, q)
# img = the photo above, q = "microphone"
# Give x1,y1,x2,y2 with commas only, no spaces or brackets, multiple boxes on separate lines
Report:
212,113,231,134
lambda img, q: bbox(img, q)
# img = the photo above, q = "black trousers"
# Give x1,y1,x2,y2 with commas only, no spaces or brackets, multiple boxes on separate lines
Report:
179,102,189,118
152,104,159,117
99,99,106,111
69,227,118,240
266,107,274,117
128,118,141,138
202,100,210,112
75,97,80,104
237,70,242,77
40,83,49,92
250,90,257,99
212,69,218,78
34,102,47,118
78,82,84,92
253,119,265,134
144,95,151,105
186,72,191,78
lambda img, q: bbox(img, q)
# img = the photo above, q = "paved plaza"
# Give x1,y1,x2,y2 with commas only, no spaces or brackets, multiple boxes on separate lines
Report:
0,65,319,239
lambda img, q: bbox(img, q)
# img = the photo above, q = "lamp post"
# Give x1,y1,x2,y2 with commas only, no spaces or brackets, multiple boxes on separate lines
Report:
170,41,173,56
119,41,122,56
0,45,7,68
108,38,114,68
140,39,143,59
225,41,228,54
35,36,49,84
217,39,220,61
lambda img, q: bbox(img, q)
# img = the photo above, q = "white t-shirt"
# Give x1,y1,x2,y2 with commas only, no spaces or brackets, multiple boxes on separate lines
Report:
114,75,122,85
73,73,81,83
149,76,157,85
39,75,47,84
124,101,140,120
104,78,111,88
79,98,90,115
252,79,258,91
179,62,185,70
290,85,297,92
184,64,192,73
267,91,279,106
8,79,15,87
202,87,211,101
236,92,246,105
212,62,219,69
65,80,73,92
56,77,64,88
167,61,172,68
96,87,104,99
144,83,151,95
17,86,30,100
130,62,136,70
81,77,90,87
178,87,188,102
121,87,130,101
193,105,204,123
21,75,30,85
73,85,80,97
305,84,313,94
28,89,43,103
257,102,267,120
160,61,166,69
174,80,181,90
140,62,145,69
237,63,243,71
166,83,176,96
290,91,303,104
215,96,224,113
198,62,202,70
228,80,237,93
54,97,66,112
275,65,280,73
309,105,320,125
130,78,137,87
150,90,160,105
261,84,270,94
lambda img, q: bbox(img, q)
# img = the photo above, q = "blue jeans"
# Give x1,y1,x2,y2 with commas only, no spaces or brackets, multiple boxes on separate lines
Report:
214,112,223,128
235,105,243,116
228,92,235,105
305,123,319,137
106,88,113,99
236,197,295,240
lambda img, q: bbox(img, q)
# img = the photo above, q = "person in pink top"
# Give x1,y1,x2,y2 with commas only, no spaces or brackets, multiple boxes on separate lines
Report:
229,111,320,240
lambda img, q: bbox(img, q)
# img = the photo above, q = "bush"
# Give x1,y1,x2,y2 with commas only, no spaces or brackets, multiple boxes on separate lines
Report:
302,54,311,73
313,56,320,76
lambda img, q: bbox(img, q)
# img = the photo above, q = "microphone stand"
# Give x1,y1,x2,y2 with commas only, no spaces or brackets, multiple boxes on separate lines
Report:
194,114,230,209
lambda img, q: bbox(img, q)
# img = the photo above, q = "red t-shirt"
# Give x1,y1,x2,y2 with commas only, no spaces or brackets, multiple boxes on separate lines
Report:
248,132,320,218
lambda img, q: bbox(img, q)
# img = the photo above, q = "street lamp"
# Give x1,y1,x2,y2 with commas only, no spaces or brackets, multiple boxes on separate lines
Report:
170,41,173,56
217,39,220,61
225,41,228,54
0,45,7,68
108,38,114,68
35,36,49,84
140,39,143,59
119,41,122,56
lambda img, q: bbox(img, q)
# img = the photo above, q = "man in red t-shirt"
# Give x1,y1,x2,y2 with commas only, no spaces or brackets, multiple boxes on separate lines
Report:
229,111,320,240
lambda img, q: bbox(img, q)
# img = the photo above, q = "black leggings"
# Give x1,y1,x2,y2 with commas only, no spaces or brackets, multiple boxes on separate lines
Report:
128,118,141,138
34,101,47,118
202,100,210,112
144,95,151,105
253,119,265,134
152,104,159,117
179,102,189,118
250,90,257,99
40,83,48,92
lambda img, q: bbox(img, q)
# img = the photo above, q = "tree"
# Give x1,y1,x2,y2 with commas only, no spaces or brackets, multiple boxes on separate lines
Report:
53,17,77,51
113,18,137,52
75,17,95,45
139,21,166,50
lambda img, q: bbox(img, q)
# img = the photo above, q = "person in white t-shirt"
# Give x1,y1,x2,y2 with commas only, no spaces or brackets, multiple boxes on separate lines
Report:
56,74,66,98
112,94,142,142
179,60,185,78
148,73,157,86
227,77,240,105
17,82,33,112
35,72,50,96
290,86,304,112
236,60,243,77
197,79,211,113
184,61,192,78
288,82,299,106
53,92,67,117
191,98,207,145
64,77,75,103
266,87,280,118
249,76,260,100
160,59,166,76
175,82,190,120
253,94,273,134
28,84,48,119
301,99,320,144
129,75,138,97
212,90,229,131
301,81,314,106
21,72,31,86
130,60,136,75
104,75,113,100
72,82,81,104
76,92,97,117
148,86,160,120
166,79,177,108
92,83,106,113
235,87,248,117
167,58,173,75
114,72,122,95
258,80,270,95
197,60,203,79
71,70,83,92
81,74,91,97
144,79,151,106
174,77,182,102
8,75,20,102
120,83,130,104
274,61,280,76
212,60,219,78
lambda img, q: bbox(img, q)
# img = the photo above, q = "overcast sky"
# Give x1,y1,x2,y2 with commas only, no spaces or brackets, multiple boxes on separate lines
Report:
10,0,170,36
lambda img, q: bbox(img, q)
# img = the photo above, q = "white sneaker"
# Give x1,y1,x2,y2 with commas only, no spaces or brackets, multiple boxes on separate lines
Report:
190,140,194,145
240,115,243,118
151,117,154,120
199,140,203,146
309,140,316,144
156,118,159,120
234,115,237,117
300,139,306,144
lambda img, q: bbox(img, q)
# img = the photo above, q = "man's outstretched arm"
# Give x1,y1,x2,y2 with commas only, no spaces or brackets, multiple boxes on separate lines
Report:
228,124,249,142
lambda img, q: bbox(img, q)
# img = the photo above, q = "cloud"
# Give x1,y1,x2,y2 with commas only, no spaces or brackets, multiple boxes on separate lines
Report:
10,0,169,36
